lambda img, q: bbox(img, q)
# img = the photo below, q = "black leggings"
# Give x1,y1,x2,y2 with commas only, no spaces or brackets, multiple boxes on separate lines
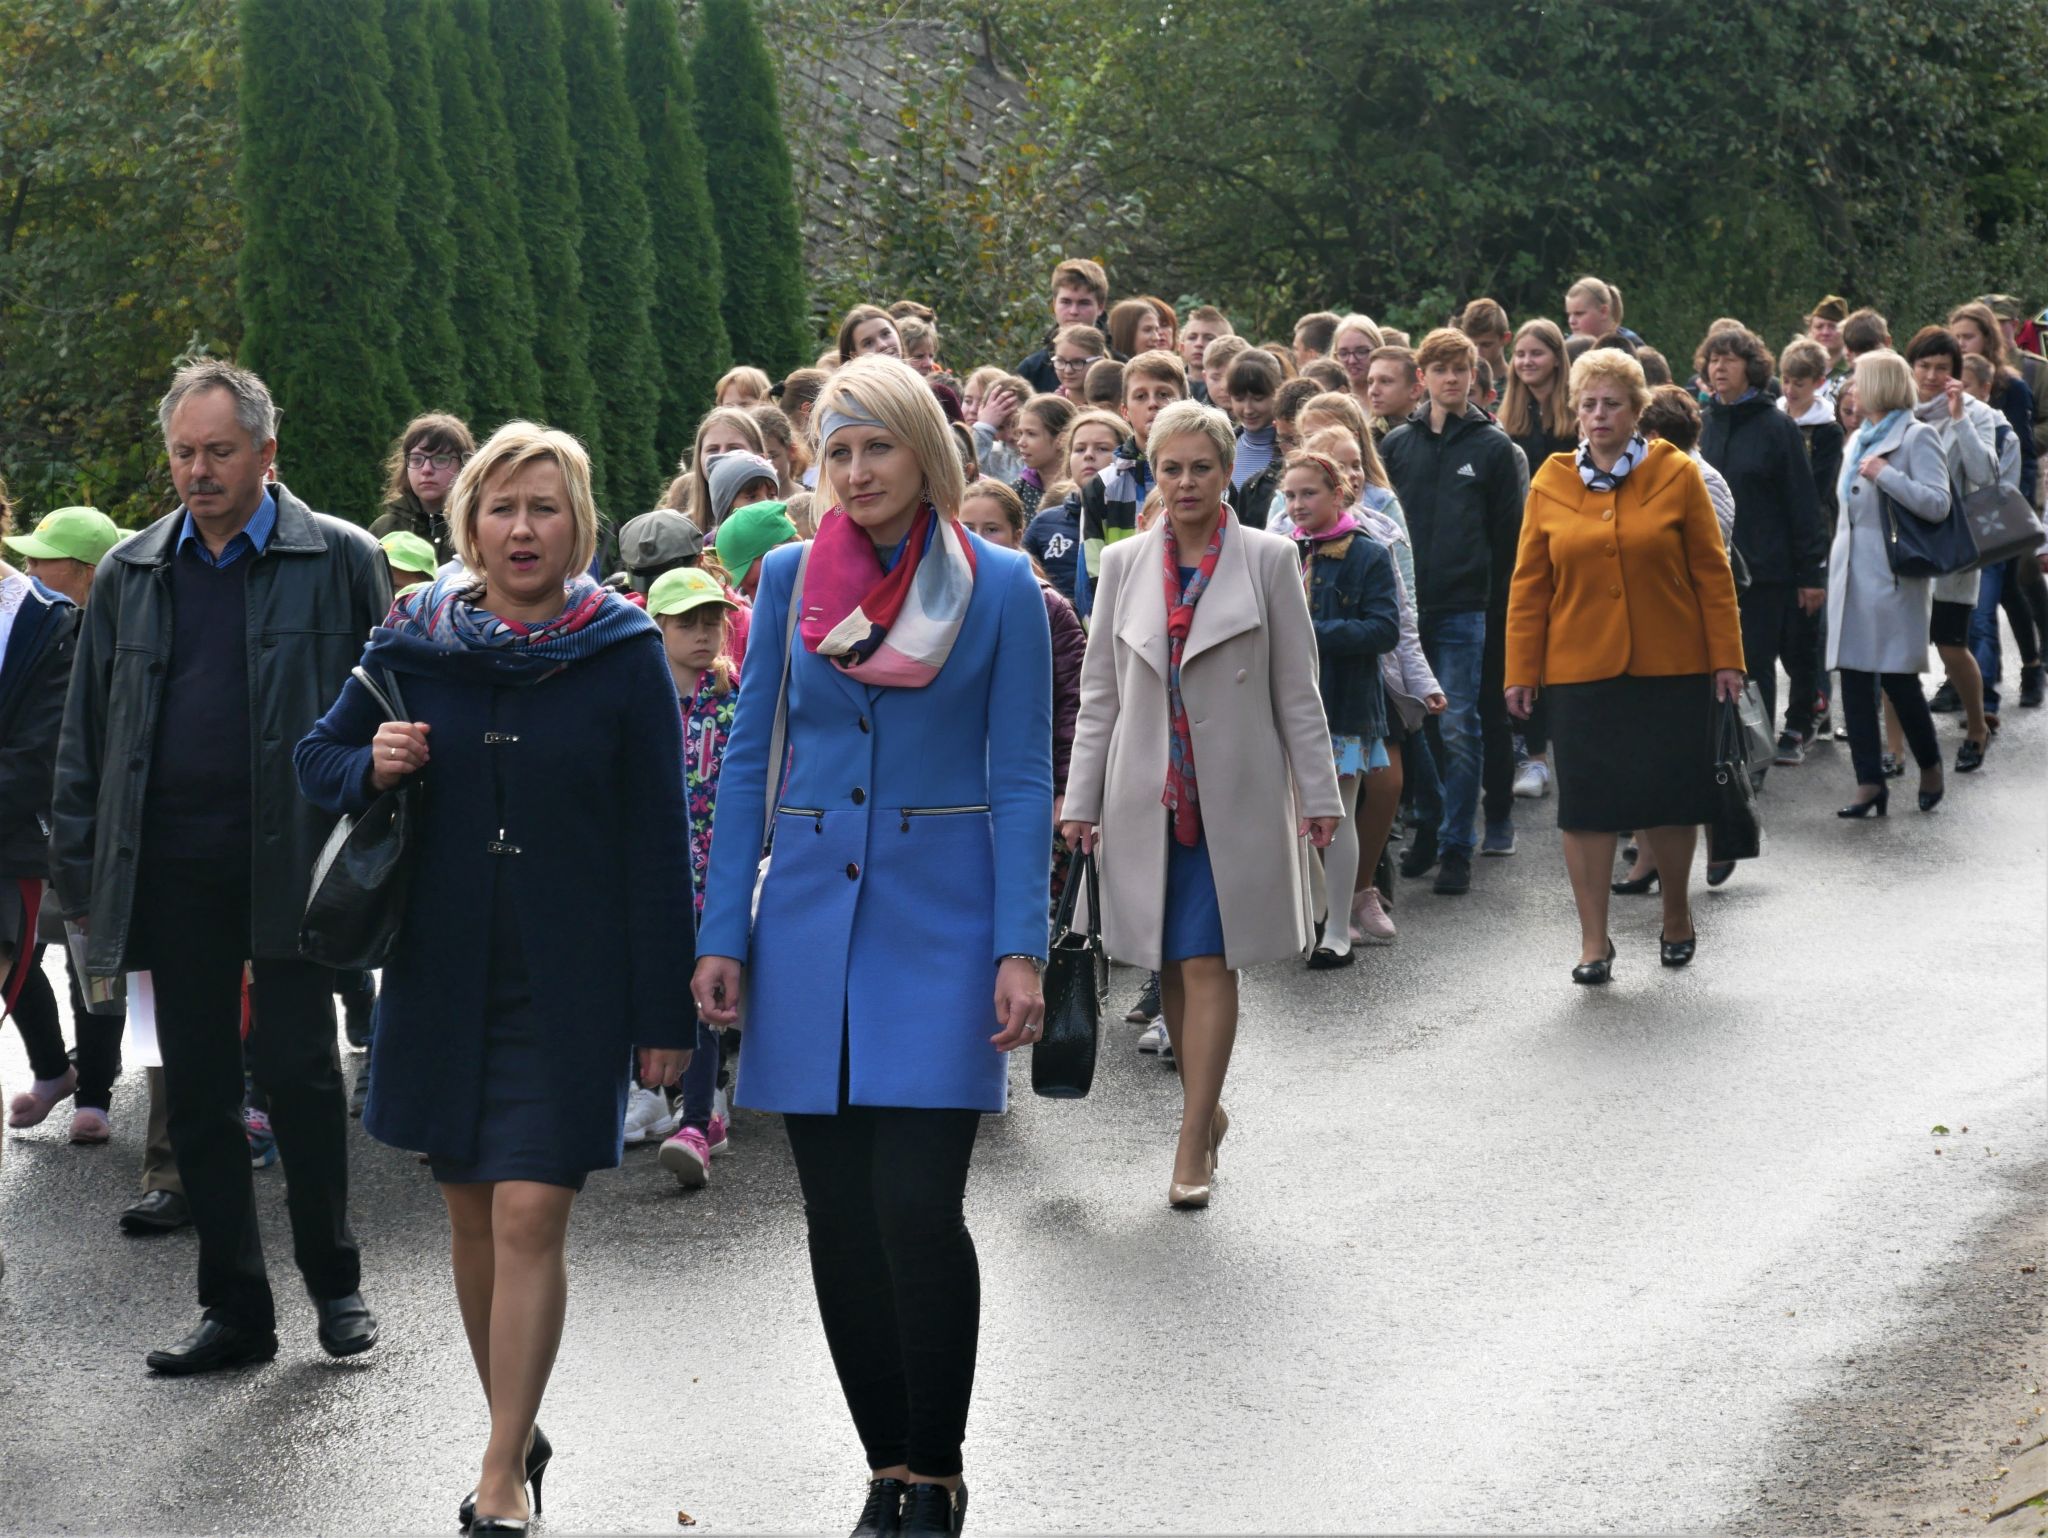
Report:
1840,668,1938,787
783,1069,983,1477
6,945,69,1082
2000,556,2048,668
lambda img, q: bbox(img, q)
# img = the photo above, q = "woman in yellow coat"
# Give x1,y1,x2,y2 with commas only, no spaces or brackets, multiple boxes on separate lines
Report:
1503,348,1746,984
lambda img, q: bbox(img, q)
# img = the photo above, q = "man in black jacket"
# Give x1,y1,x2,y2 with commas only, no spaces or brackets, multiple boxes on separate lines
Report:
1698,328,1827,752
52,360,391,1375
1014,257,1111,394
1380,328,1529,895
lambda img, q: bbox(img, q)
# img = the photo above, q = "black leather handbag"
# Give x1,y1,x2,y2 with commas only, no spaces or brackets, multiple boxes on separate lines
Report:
1032,848,1104,1100
1706,699,1763,864
1881,481,1978,579
300,667,417,971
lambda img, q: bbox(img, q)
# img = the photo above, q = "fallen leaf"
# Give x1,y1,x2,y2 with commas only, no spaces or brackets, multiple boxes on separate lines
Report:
2023,1266,2037,1275
678,1511,696,1527
1932,1124,1950,1135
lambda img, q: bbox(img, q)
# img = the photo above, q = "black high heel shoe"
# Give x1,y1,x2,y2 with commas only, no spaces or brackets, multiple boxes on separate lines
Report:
1837,787,1888,818
1918,774,1945,812
459,1426,549,1531
1571,939,1616,986
1659,931,1697,968
1611,869,1659,895
468,1520,528,1536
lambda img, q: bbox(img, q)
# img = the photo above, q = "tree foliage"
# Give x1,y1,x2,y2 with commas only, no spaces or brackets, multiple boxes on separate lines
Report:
625,0,732,473
381,0,465,418
237,0,414,520
491,0,604,500
0,0,242,524
694,0,811,375
561,0,665,519
433,0,544,432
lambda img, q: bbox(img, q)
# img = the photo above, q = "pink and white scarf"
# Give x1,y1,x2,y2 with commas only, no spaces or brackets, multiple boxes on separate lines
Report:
800,503,977,688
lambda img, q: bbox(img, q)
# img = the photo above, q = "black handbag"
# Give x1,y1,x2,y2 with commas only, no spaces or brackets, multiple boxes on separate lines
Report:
1881,480,1978,579
1706,699,1763,864
1032,848,1104,1100
300,667,417,970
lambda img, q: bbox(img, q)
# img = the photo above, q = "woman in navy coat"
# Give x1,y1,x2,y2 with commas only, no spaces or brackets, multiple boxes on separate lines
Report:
297,423,695,1536
694,357,1053,1538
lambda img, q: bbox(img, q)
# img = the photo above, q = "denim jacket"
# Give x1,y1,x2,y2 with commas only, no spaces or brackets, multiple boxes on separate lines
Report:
1299,530,1400,738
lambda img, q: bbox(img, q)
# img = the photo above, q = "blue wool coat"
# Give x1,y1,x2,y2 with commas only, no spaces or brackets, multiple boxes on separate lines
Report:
696,535,1054,1115
293,609,697,1171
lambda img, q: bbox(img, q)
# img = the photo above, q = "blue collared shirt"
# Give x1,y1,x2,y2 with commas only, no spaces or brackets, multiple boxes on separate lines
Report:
177,488,277,568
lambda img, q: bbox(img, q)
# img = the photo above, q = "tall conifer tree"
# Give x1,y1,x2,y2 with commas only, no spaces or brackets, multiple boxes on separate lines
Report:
691,0,809,375
561,0,664,518
490,0,604,500
625,0,732,470
434,0,543,430
381,0,465,416
237,0,414,520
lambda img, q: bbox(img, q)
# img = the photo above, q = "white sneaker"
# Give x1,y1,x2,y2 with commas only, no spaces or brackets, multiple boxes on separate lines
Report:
1136,1020,1170,1056
1513,760,1551,799
649,1092,684,1141
623,1086,669,1145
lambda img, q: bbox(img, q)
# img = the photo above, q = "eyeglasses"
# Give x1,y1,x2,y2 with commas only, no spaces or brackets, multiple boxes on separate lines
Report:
1052,355,1103,374
406,451,461,471
1335,347,1374,364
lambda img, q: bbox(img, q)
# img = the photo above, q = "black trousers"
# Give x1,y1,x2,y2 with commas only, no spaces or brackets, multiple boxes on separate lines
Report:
131,856,359,1330
1479,608,1516,827
1782,601,1828,727
1739,582,1816,738
783,1060,983,1477
2000,555,2048,668
1840,668,1939,787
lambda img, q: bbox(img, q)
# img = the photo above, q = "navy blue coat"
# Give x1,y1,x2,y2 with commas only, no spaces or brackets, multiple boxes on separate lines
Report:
1300,531,1400,739
294,609,696,1172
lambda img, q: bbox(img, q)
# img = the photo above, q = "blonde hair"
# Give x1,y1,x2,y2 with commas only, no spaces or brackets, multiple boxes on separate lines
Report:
448,421,600,581
1060,406,1130,476
1331,313,1384,354
675,406,766,524
1500,318,1572,440
1853,349,1917,417
1567,346,1652,414
747,401,807,488
1566,275,1624,325
784,489,817,538
1282,446,1359,504
715,365,772,406
897,315,937,358
1144,398,1235,463
814,355,966,519
1296,391,1391,491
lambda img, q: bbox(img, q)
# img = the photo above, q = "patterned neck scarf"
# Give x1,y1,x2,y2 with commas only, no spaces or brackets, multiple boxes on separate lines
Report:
1161,513,1228,847
1577,432,1649,492
385,570,638,680
800,503,977,688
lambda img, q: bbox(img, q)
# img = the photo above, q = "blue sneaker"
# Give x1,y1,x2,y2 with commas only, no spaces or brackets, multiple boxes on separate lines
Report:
1480,821,1517,856
245,1106,278,1169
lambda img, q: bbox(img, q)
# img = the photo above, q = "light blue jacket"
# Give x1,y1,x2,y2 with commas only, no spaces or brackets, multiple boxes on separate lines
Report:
696,535,1054,1114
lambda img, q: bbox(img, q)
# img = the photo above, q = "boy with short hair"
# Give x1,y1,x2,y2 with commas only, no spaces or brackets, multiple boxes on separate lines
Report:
1180,306,1233,401
1291,310,1342,369
1083,358,1124,408
1273,376,1324,455
1077,350,1188,620
1201,335,1252,417
1379,327,1530,893
1456,298,1512,383
1227,349,1285,523
1841,308,1890,359
1016,257,1111,393
1365,345,1421,437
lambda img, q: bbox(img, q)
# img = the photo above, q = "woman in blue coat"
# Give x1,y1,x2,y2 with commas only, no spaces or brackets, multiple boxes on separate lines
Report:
296,423,695,1536
694,357,1053,1538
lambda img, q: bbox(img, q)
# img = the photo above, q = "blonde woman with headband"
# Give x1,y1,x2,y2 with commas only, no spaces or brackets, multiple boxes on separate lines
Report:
693,357,1052,1538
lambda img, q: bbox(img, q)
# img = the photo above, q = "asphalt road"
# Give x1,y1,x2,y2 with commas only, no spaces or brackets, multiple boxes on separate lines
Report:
1,676,2042,1535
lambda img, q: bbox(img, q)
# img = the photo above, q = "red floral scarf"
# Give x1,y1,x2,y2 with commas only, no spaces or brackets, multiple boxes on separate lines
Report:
1162,515,1227,846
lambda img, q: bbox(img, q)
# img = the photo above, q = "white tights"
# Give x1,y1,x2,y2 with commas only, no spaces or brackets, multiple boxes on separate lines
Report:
1321,774,1363,956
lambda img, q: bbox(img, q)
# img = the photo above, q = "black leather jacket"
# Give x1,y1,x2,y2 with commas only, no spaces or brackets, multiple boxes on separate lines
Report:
50,487,391,973
0,577,79,881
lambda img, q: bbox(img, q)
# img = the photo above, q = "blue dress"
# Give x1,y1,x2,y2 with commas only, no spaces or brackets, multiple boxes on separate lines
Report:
1162,565,1226,961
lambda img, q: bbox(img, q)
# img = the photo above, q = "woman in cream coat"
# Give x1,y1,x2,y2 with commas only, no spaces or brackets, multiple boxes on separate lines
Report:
1063,400,1341,1210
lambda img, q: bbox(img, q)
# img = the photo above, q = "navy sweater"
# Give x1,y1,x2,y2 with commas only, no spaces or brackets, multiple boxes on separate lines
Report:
145,549,253,858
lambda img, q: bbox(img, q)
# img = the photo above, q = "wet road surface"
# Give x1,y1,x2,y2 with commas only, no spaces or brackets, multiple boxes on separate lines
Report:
2,682,2042,1534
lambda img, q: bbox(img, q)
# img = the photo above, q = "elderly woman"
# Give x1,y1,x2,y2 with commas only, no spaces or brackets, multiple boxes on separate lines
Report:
1504,349,1746,983
1062,399,1342,1207
693,357,1050,1538
1826,350,1954,819
296,423,697,1535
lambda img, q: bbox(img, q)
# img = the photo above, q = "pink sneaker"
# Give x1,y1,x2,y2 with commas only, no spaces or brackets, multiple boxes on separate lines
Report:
706,1114,729,1156
658,1125,711,1188
69,1106,112,1144
8,1066,77,1128
1349,887,1396,945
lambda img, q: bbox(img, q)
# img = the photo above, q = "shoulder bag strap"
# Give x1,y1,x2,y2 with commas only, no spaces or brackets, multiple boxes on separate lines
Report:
351,664,406,723
760,542,813,855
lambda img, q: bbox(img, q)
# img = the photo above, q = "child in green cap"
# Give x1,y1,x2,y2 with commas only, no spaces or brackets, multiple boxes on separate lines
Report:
378,530,440,597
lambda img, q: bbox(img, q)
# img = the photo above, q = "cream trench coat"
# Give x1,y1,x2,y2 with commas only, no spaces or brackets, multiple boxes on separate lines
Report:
1064,514,1343,973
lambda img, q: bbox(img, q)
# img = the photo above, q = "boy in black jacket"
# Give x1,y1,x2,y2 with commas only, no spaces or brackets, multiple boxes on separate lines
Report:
1380,327,1530,895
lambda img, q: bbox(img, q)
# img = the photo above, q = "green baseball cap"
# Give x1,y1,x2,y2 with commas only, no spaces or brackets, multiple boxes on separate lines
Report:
379,530,440,579
711,500,799,588
647,565,736,619
3,505,121,566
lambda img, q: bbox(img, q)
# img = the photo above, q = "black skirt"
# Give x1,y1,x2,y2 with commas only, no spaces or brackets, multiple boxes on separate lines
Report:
1547,673,1718,833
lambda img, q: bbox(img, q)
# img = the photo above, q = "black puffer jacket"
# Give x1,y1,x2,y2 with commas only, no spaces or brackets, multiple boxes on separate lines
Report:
0,576,79,880
1699,394,1827,587
1380,403,1529,615
51,487,391,973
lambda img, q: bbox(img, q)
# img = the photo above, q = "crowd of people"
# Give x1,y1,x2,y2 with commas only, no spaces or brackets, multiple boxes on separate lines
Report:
0,257,2043,1537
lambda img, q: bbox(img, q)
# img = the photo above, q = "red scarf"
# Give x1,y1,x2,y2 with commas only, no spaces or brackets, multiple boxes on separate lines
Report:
1162,514,1227,846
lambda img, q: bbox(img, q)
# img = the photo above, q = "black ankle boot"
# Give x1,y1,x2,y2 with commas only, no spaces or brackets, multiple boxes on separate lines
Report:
901,1481,967,1536
852,1477,908,1538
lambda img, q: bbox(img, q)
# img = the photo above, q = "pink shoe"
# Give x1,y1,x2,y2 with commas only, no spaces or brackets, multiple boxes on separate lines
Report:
8,1066,78,1128
658,1125,711,1188
1349,887,1396,945
706,1114,729,1155
69,1106,112,1144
